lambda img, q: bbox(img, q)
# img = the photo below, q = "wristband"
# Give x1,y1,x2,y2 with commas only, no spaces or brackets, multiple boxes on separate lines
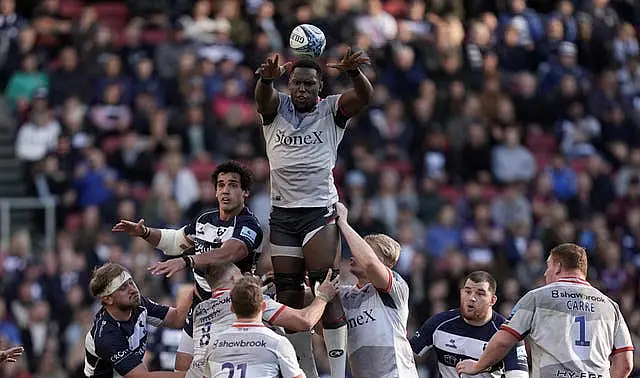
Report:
347,69,360,78
316,292,331,302
182,255,194,269
141,226,151,240
260,77,273,84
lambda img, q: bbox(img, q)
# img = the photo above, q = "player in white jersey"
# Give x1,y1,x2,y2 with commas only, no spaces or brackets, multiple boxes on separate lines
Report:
203,275,305,378
333,202,419,378
457,243,634,378
254,49,373,378
112,162,263,371
410,271,529,378
185,262,340,378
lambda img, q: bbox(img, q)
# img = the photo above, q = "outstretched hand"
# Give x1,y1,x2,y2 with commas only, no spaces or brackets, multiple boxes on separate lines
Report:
327,47,370,72
255,54,291,80
112,219,146,237
148,258,187,278
0,346,24,364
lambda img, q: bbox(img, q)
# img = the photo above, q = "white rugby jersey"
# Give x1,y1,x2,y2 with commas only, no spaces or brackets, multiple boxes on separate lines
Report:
186,288,286,378
261,93,349,208
339,268,419,378
502,276,634,378
203,322,304,378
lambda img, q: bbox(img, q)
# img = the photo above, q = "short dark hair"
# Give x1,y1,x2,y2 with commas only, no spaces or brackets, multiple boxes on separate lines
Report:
231,275,263,318
461,271,497,294
211,161,253,192
549,243,588,275
291,58,323,77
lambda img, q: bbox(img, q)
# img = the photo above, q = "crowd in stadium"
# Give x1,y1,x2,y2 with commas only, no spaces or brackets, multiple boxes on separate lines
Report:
1,0,640,376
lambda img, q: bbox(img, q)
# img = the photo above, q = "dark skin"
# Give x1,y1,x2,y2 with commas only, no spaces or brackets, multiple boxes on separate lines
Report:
254,50,373,323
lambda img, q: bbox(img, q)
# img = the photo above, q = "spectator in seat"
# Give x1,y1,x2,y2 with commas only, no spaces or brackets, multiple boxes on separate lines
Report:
72,148,116,209
14,107,60,164
426,204,461,260
151,151,199,211
107,130,154,186
490,184,532,229
557,101,601,158
88,84,133,140
491,126,536,184
538,41,588,95
49,46,90,107
5,53,48,111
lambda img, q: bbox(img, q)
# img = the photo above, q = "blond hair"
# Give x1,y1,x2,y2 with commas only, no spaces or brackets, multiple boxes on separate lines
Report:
364,234,401,267
89,263,127,297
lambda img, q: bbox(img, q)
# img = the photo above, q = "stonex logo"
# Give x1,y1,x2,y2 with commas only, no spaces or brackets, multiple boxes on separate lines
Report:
274,129,324,146
347,309,376,329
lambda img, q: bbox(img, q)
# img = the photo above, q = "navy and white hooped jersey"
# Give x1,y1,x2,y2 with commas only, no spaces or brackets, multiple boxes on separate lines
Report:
84,296,170,377
183,207,263,298
261,93,351,208
410,309,529,378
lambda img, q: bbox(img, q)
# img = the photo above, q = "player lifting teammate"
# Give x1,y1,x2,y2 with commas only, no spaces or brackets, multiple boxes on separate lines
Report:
112,161,263,371
254,48,373,378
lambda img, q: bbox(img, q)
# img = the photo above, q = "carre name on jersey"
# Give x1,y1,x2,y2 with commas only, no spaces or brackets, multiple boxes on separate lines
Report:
274,128,324,146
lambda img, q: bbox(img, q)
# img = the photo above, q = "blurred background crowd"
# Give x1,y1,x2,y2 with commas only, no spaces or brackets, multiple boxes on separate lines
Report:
0,0,640,376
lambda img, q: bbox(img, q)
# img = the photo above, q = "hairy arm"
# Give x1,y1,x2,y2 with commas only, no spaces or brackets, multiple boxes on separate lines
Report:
610,350,633,378
271,297,329,332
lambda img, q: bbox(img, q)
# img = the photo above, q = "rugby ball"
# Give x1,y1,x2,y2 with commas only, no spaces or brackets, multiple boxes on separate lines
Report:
289,24,326,58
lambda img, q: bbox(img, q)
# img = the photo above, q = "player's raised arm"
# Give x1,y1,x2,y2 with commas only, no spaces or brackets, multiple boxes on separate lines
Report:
335,202,391,290
269,269,340,331
112,219,194,256
254,54,289,120
327,47,373,118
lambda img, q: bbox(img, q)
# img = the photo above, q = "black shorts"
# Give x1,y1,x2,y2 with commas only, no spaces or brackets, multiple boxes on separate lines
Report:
269,205,337,253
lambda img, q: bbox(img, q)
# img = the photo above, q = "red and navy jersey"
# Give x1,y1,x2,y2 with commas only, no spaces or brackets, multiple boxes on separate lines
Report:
84,296,169,377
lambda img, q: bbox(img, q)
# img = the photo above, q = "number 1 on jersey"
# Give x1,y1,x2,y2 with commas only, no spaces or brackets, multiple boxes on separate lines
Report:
574,315,590,347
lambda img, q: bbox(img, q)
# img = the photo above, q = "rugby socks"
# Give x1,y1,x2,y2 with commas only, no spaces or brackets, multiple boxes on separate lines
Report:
323,325,347,378
286,331,320,378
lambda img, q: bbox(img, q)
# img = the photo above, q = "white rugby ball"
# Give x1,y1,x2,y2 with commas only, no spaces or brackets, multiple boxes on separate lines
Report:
289,24,326,58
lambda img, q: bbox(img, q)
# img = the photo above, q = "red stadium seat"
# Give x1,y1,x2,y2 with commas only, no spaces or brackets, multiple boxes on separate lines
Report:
526,133,556,154
65,213,82,231
534,152,552,171
101,136,121,155
188,160,217,182
142,29,168,45
439,186,462,205
569,158,589,173
131,186,150,202
59,0,84,19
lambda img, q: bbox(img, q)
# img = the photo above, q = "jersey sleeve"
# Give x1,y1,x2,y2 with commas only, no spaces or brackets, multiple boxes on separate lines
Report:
231,215,263,252
503,341,529,373
276,337,305,378
410,313,441,356
262,296,287,324
325,94,351,128
94,326,143,376
501,292,536,340
612,303,634,355
141,296,170,327
378,269,409,309
262,92,290,126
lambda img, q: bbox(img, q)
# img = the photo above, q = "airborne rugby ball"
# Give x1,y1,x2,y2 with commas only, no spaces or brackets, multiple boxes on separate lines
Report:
289,24,326,58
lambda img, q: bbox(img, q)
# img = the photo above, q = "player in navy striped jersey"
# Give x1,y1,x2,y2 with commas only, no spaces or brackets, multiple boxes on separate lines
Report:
83,263,192,378
111,161,263,371
410,271,529,378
